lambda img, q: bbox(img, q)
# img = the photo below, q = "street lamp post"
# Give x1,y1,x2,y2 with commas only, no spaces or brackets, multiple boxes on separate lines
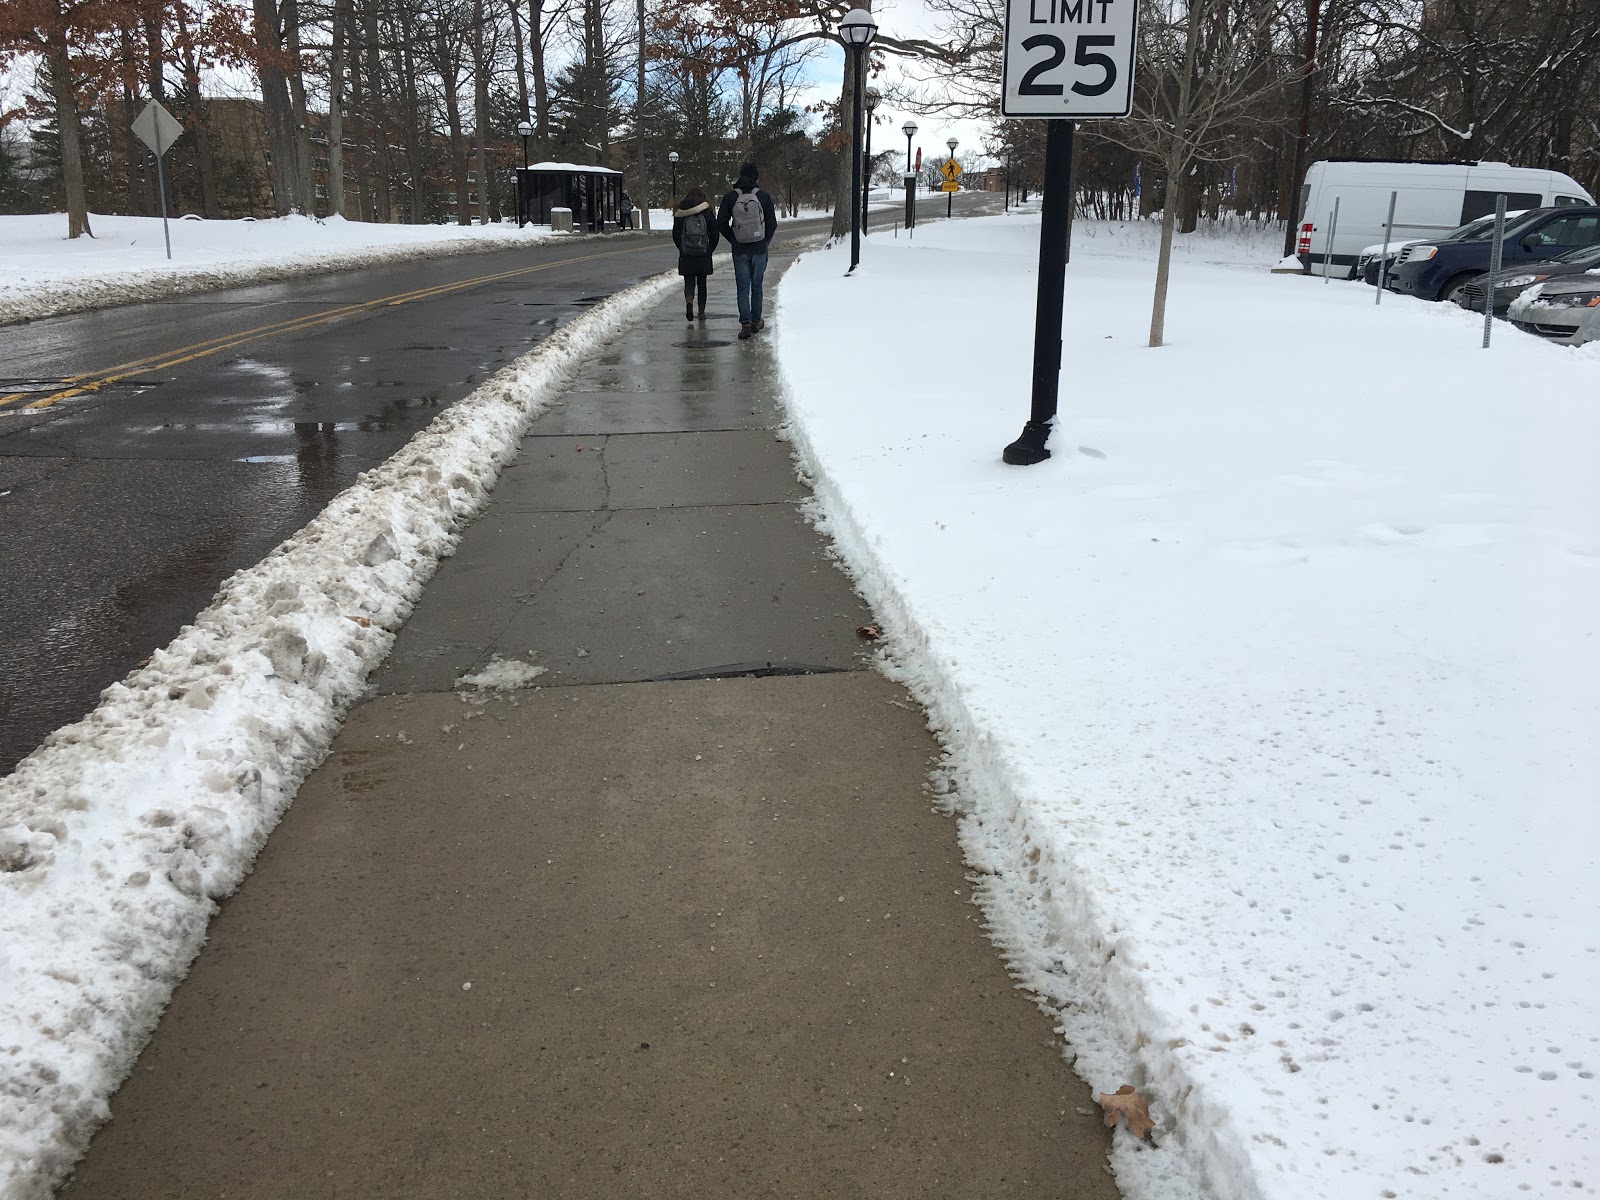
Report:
946,135,958,218
862,89,880,234
668,151,679,202
516,121,532,227
902,121,918,231
839,7,877,274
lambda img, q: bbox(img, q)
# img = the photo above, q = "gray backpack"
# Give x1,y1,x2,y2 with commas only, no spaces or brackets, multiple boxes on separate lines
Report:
730,188,766,243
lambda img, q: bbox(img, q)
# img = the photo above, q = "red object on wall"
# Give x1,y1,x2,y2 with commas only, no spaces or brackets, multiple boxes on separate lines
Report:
915,148,922,171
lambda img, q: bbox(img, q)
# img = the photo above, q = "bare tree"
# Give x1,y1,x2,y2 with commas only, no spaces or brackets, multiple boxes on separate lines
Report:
1104,0,1292,345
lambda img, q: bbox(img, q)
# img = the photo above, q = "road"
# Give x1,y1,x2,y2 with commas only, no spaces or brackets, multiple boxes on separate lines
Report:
0,191,999,774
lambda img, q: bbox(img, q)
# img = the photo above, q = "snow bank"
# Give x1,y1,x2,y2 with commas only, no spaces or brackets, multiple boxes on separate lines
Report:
775,217,1600,1200
0,269,677,1200
0,212,610,326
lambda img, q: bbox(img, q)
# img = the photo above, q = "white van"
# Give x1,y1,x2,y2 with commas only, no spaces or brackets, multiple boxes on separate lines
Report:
1295,160,1594,277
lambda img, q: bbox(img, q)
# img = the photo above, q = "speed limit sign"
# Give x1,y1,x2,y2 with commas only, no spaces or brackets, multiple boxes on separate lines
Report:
1001,0,1137,119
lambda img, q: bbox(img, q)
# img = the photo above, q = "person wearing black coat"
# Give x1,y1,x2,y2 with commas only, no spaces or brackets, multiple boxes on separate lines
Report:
672,187,720,321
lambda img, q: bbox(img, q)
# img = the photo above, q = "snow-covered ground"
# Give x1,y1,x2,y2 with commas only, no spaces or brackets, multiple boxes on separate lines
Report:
774,216,1600,1199
0,212,582,326
0,203,866,328
0,271,677,1200
7,205,1591,1200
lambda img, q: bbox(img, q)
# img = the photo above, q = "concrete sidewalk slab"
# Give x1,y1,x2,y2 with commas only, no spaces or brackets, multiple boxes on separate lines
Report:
60,250,1122,1199
62,675,1119,1200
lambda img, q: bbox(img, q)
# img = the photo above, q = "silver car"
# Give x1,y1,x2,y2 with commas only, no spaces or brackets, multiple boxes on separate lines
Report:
1507,273,1600,346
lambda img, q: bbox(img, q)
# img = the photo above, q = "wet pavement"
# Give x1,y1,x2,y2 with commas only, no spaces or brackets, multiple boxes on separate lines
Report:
59,236,1121,1200
0,236,673,774
0,197,998,774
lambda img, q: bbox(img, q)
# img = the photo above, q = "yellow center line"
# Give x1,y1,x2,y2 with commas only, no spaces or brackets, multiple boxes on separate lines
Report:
1,243,651,412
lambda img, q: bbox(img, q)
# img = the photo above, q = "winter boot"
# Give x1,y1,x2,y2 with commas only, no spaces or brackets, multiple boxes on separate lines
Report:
738,323,753,340
686,302,695,321
752,319,766,333
697,304,707,320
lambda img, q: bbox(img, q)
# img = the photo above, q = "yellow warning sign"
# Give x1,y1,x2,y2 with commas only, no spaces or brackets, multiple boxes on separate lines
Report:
940,180,960,192
940,159,962,182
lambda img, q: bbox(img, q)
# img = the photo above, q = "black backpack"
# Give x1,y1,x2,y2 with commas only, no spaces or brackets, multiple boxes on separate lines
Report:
682,211,710,255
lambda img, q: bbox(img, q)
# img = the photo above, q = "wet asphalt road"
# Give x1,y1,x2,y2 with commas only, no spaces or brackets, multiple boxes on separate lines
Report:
0,195,996,775
0,232,686,774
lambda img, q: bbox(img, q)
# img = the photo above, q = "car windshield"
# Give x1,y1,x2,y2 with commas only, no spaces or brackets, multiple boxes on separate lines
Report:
1454,210,1534,240
1553,243,1600,265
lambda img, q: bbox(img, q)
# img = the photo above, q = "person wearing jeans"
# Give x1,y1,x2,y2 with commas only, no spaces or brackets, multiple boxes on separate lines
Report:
716,162,779,339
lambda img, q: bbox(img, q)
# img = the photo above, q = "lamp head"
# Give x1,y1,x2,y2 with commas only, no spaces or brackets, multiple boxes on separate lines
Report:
865,88,881,113
838,7,878,47
947,137,958,152
902,121,918,137
668,151,680,163
516,121,532,137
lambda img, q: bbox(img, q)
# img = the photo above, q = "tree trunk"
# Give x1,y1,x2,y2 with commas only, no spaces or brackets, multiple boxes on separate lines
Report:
530,0,550,146
1149,0,1202,348
1281,0,1319,255
142,12,172,216
362,0,390,221
829,39,859,240
1180,167,1201,232
46,44,93,238
122,77,148,216
398,7,427,222
473,0,491,225
634,0,649,229
328,0,350,217
253,0,306,215
349,53,373,220
175,6,221,218
283,0,317,213
507,0,530,121
439,30,470,225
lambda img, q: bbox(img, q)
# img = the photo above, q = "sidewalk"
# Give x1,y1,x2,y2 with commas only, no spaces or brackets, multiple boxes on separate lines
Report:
57,250,1122,1199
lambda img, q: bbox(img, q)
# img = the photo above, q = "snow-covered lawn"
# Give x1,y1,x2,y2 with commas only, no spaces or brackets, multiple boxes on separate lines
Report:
775,216,1600,1200
0,272,677,1200
0,212,582,326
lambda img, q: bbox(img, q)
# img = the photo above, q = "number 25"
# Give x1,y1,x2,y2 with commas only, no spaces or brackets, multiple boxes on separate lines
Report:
1019,34,1117,98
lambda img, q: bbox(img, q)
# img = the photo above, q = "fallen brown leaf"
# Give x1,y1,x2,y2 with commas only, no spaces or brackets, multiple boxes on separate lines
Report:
855,624,881,640
1098,1084,1154,1142
346,615,372,628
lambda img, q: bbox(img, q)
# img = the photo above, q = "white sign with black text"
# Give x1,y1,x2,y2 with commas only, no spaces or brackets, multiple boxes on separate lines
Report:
1000,0,1137,119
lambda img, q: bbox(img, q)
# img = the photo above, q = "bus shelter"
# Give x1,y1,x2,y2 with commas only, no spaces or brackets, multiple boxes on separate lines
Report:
516,163,623,231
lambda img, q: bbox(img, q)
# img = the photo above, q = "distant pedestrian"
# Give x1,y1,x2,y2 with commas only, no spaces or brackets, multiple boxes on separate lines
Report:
717,163,778,340
619,191,635,230
672,186,719,322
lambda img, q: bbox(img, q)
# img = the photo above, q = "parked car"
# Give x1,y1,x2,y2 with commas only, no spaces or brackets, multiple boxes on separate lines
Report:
1454,243,1600,314
1296,159,1593,277
1506,275,1600,346
1354,212,1526,285
1385,206,1600,302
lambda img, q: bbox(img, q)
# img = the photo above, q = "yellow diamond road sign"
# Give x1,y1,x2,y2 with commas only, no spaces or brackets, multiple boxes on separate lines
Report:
940,159,962,182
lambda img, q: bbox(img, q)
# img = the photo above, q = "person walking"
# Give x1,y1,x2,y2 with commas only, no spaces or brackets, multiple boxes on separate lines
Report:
619,191,635,230
716,163,778,340
672,186,719,322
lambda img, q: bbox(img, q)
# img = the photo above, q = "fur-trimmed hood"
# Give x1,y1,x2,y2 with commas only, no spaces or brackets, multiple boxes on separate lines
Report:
673,201,711,219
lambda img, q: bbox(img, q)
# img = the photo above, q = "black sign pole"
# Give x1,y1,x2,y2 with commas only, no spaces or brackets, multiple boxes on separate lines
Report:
1002,118,1074,466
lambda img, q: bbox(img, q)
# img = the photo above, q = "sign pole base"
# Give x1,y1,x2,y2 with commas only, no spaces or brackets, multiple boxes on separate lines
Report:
1003,119,1074,466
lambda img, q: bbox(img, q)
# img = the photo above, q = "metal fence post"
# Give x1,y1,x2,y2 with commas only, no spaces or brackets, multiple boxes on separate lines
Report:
1483,194,1506,349
1322,197,1340,283
1376,190,1396,305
